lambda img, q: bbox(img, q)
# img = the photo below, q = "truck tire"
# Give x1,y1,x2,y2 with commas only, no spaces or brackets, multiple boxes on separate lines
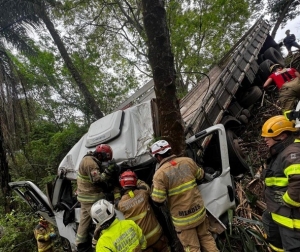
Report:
241,109,251,118
239,86,263,108
257,54,265,65
259,59,274,81
226,130,249,176
263,47,285,66
238,115,248,124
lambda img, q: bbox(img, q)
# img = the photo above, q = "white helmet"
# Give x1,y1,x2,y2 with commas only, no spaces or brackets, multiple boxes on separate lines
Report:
295,101,300,128
150,140,171,156
90,199,115,225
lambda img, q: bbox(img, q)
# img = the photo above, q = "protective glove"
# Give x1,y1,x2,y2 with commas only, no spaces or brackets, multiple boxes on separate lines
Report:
92,237,97,249
283,110,299,121
136,179,149,190
105,159,120,175
204,171,219,182
274,191,285,206
49,233,57,239
100,171,109,181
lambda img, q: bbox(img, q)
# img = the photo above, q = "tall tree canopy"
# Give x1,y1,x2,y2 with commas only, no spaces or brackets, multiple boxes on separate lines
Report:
62,0,253,96
268,0,300,38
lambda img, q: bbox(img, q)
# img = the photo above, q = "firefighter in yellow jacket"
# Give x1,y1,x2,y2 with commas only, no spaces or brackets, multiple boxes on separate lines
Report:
117,170,170,252
76,144,121,251
34,217,56,252
91,199,147,252
150,140,219,252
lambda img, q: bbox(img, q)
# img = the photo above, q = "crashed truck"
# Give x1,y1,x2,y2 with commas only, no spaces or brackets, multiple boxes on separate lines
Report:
9,18,285,251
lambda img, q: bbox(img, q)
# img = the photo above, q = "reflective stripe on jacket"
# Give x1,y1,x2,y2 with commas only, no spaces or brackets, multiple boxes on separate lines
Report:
264,139,300,229
96,219,147,252
34,224,54,252
117,180,163,247
151,155,206,231
77,155,119,203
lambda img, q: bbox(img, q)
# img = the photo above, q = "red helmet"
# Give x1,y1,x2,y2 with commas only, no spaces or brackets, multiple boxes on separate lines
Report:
95,144,113,161
39,216,48,227
119,170,137,188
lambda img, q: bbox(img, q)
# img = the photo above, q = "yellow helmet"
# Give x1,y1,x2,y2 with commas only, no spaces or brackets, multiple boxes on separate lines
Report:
261,115,298,137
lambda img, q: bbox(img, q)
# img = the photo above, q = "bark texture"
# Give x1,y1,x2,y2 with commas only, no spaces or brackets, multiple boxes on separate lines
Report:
142,0,186,155
0,128,11,213
271,0,293,38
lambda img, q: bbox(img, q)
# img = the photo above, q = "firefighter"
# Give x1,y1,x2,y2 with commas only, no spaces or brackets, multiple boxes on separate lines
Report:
91,199,147,252
150,140,219,252
76,144,121,251
34,217,56,252
116,169,170,252
261,115,300,251
263,64,300,112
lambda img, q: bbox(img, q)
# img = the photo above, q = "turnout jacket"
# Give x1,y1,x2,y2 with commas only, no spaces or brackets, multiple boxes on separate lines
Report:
263,139,300,230
77,155,120,203
33,224,55,252
96,218,147,252
117,180,163,247
151,155,206,231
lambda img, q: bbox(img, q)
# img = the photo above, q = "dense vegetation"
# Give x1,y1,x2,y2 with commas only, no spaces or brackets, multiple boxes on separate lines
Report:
0,0,299,251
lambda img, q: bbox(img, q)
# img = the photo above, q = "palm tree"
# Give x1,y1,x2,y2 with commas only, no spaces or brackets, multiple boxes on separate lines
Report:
0,0,104,119
0,7,37,212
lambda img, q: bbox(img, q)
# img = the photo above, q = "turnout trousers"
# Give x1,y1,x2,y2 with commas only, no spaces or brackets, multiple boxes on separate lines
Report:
278,77,300,112
176,217,219,252
262,211,300,252
75,202,93,246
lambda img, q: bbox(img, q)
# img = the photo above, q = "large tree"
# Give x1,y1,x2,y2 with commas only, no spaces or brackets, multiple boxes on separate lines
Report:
141,0,186,155
268,0,300,38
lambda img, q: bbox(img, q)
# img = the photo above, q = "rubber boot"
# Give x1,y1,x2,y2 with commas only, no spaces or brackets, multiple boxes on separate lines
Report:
77,242,93,252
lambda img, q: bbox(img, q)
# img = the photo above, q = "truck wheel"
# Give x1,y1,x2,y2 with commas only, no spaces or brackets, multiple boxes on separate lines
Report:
263,47,285,66
257,54,265,65
241,109,250,118
239,86,263,108
238,115,248,124
259,59,274,81
226,130,249,176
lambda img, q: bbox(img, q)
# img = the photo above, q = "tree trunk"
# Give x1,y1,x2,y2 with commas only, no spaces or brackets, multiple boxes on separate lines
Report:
271,0,293,38
38,7,104,119
142,0,186,155
0,128,12,213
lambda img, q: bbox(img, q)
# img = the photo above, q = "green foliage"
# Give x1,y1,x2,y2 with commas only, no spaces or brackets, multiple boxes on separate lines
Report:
217,216,268,252
0,204,36,252
9,121,87,187
167,0,251,94
267,0,300,27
